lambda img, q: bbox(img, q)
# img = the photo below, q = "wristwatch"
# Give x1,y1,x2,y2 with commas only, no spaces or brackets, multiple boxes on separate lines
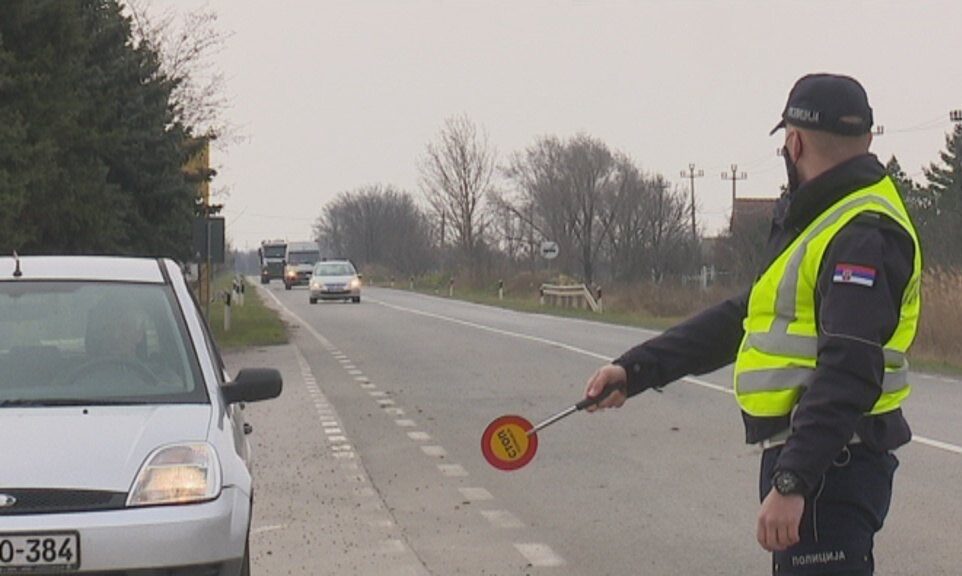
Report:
772,470,805,496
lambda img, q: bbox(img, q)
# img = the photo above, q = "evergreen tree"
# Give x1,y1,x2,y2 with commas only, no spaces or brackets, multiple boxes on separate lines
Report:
886,155,933,248
0,0,196,258
922,124,962,267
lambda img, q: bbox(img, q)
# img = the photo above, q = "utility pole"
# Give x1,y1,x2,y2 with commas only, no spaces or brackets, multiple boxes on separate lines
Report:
440,209,446,248
680,163,704,242
721,164,748,232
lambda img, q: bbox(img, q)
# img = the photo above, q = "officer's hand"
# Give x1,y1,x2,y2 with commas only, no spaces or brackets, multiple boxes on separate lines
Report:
583,364,628,412
756,490,805,552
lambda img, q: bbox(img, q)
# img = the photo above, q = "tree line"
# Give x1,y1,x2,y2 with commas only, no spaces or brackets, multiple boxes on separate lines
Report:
317,115,962,286
316,117,693,286
0,0,221,260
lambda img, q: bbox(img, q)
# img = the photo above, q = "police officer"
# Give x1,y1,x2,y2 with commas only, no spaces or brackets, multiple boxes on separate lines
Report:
584,73,921,575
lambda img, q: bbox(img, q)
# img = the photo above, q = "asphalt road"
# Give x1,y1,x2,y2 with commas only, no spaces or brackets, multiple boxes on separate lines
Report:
227,283,962,575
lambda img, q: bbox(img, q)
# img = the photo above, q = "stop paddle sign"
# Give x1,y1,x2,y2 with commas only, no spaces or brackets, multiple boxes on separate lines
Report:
480,415,538,471
481,383,623,471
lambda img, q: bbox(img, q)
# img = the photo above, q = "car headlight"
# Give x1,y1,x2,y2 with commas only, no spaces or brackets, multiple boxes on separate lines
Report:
127,443,221,507
285,268,297,278
349,278,361,289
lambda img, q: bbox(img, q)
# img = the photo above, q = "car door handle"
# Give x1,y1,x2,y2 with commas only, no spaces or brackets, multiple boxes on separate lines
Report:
243,423,254,435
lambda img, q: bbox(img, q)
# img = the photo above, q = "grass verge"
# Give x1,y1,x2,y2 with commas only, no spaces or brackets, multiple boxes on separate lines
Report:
208,275,288,350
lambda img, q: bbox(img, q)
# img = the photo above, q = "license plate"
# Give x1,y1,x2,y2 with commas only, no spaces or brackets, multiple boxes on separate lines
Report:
0,532,79,573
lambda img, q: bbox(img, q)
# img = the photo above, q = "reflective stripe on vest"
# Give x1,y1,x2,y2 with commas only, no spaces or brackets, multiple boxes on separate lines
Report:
734,176,922,418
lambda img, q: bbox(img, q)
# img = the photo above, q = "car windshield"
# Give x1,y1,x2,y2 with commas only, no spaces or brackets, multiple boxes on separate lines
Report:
288,251,319,265
314,263,355,276
262,245,286,258
0,282,206,406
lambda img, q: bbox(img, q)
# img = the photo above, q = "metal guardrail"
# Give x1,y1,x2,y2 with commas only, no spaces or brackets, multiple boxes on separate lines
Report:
539,283,603,313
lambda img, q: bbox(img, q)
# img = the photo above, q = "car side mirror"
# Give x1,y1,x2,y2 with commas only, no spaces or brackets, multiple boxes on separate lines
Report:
222,368,283,404
357,273,363,281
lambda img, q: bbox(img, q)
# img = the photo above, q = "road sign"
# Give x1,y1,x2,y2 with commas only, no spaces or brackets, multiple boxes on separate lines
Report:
540,241,559,260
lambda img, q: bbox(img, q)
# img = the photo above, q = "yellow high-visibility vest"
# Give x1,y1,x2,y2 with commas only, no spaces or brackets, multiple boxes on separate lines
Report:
734,176,922,418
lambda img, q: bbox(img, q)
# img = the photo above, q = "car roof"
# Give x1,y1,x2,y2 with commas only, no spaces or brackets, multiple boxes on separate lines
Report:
0,256,167,283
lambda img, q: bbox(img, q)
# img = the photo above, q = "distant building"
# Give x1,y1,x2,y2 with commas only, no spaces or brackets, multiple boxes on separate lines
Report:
730,197,778,234
699,197,780,284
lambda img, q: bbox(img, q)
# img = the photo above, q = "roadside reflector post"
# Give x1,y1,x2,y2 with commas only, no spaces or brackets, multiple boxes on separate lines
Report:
223,290,232,332
498,279,504,301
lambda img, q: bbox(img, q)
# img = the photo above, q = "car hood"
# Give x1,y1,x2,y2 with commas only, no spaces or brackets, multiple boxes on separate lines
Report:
314,275,355,284
0,404,211,491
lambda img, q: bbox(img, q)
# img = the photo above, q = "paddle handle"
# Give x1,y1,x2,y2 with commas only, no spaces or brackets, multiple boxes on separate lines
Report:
526,382,627,437
574,382,625,411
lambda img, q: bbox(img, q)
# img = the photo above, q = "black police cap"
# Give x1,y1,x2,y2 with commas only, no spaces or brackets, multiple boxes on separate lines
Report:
770,73,873,136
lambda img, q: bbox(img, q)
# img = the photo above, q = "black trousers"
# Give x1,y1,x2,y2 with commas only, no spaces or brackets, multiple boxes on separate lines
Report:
759,444,899,575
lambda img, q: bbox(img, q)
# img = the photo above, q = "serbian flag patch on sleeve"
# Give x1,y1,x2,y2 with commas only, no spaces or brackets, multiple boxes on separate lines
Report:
832,263,877,287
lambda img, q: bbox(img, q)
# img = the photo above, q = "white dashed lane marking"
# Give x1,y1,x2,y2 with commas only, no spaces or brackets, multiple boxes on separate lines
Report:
480,510,524,529
262,288,568,571
438,464,468,477
421,445,447,457
458,487,493,502
250,524,286,535
514,543,566,567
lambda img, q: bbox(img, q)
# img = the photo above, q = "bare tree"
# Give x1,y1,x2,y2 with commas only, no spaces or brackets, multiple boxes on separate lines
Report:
565,135,619,285
314,185,435,275
504,136,572,273
504,134,621,285
126,0,234,143
419,115,497,266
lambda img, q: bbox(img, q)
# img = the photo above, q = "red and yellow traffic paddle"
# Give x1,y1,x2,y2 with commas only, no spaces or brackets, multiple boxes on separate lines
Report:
481,383,624,471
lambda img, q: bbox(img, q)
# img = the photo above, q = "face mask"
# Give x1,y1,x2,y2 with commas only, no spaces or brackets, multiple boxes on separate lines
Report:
782,145,800,194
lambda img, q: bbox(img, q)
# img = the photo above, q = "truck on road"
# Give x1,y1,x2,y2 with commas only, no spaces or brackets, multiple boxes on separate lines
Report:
283,241,322,290
259,239,287,284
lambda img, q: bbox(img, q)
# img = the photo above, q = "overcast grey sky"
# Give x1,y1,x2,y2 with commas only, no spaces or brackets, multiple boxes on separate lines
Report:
156,0,962,251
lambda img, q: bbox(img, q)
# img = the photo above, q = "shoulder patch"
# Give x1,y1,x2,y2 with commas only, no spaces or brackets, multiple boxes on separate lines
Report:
833,263,876,287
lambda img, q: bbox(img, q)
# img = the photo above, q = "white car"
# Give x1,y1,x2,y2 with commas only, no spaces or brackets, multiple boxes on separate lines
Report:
308,260,361,304
0,256,282,575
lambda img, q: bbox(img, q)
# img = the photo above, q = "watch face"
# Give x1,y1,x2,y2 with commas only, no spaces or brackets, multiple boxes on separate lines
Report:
775,472,800,495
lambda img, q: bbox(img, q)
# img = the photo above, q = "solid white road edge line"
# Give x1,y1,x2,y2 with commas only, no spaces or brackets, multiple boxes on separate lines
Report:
368,296,962,457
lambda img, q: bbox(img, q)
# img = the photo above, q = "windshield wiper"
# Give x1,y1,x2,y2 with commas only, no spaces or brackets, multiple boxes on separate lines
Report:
0,398,152,407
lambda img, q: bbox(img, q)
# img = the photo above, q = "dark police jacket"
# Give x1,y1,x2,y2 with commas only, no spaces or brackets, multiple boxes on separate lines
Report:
613,153,916,494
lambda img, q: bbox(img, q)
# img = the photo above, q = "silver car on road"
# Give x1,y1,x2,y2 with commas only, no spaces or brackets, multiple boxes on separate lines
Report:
308,260,361,304
0,256,282,575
